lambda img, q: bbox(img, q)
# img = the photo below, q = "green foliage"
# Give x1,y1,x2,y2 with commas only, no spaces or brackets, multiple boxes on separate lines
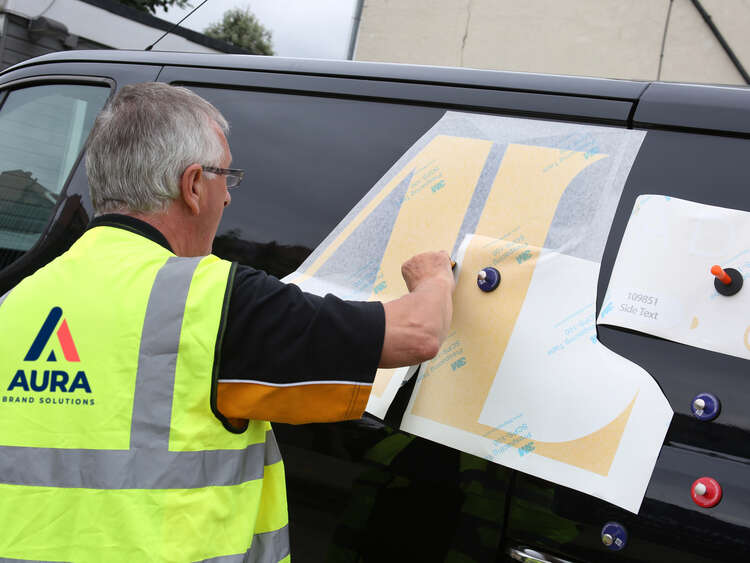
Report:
117,0,191,15
204,8,274,55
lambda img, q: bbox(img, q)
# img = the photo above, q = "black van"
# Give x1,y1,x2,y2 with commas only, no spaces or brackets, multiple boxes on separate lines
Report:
1,50,749,563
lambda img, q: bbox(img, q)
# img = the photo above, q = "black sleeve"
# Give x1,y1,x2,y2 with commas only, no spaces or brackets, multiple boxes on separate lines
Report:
218,264,385,385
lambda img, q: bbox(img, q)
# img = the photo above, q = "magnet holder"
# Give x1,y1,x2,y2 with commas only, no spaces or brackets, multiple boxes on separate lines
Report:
691,477,722,508
711,265,743,296
691,392,720,421
600,521,627,551
477,267,501,292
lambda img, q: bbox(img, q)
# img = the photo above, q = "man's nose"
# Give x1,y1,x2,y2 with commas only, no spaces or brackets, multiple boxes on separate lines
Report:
224,190,231,207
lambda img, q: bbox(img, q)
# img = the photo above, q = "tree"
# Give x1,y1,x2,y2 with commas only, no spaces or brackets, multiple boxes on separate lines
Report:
117,0,190,14
204,8,274,56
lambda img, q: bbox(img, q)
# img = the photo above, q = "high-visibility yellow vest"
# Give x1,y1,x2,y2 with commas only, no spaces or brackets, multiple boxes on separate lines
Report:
0,226,290,563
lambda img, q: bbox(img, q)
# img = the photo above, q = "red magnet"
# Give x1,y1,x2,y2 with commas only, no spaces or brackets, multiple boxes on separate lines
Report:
711,265,743,296
711,265,732,285
691,477,722,508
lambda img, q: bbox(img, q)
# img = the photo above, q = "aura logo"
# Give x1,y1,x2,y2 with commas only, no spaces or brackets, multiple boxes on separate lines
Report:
24,307,80,362
7,307,91,394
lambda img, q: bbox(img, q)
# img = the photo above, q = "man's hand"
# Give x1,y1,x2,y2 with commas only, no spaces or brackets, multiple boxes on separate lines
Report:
401,250,455,293
379,251,456,368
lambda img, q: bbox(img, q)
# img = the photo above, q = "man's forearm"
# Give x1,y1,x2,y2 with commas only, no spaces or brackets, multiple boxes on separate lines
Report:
379,276,454,368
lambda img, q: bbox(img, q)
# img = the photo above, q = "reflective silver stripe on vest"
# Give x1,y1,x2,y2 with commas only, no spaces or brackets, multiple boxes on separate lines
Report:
0,256,283,489
199,525,290,563
0,557,68,563
0,290,10,308
263,428,281,466
131,255,202,449
0,430,281,489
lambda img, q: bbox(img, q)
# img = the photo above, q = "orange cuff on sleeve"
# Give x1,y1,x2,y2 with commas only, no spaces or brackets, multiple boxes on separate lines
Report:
216,381,372,425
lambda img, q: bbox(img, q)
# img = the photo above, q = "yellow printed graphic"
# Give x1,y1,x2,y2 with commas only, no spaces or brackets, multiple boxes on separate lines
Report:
370,136,494,396
475,144,606,240
287,135,492,397
745,326,750,351
413,236,541,424
690,317,699,330
409,145,631,475
371,369,396,398
482,393,639,476
288,135,490,286
369,135,493,300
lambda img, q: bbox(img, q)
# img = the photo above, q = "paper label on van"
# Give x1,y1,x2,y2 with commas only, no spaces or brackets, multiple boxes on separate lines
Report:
599,195,750,360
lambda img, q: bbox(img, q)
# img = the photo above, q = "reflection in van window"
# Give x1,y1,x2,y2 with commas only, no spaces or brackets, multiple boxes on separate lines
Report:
0,84,109,270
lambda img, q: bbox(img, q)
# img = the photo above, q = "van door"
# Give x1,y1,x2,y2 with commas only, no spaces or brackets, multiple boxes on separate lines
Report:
157,63,642,562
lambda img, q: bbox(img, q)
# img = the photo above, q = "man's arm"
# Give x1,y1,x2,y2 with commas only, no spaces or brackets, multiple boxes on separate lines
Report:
380,251,455,368
215,251,454,425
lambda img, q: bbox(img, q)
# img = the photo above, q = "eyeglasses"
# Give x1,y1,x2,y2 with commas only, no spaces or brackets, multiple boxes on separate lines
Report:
202,166,245,189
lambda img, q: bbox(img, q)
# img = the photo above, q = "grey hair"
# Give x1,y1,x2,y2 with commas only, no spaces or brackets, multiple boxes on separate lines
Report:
85,82,229,215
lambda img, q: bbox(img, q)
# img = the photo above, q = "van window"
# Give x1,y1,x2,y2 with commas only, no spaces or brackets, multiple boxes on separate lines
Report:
0,83,109,270
183,85,443,276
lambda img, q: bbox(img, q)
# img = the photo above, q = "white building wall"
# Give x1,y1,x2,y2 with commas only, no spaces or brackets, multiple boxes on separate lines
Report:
355,0,750,85
660,0,745,83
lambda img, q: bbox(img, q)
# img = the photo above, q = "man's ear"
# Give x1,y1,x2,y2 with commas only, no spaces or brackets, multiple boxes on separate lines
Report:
180,164,204,216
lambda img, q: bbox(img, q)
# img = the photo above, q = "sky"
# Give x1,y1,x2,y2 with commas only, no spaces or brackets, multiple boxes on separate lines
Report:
154,0,359,59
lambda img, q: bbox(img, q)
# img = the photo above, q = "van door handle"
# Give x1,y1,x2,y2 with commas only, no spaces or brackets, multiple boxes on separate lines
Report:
507,546,575,563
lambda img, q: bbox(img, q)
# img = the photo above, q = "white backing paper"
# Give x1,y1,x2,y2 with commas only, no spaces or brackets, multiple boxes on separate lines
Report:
401,235,673,513
598,195,750,359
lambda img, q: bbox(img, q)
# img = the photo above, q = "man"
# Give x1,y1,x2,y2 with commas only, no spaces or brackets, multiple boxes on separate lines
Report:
0,83,454,562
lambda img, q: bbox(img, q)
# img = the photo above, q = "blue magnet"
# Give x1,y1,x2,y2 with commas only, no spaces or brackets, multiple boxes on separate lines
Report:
601,521,627,551
477,267,501,292
691,392,720,421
